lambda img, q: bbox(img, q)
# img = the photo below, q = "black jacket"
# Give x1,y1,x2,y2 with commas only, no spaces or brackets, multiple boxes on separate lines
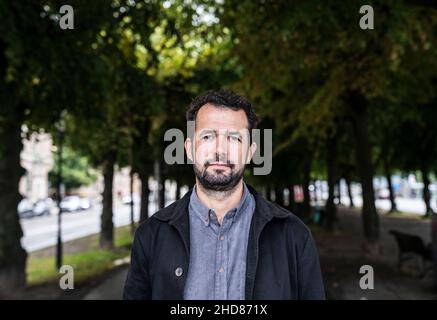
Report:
123,185,326,300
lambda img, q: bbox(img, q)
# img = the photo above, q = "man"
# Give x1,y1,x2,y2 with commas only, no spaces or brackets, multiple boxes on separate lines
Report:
123,89,325,300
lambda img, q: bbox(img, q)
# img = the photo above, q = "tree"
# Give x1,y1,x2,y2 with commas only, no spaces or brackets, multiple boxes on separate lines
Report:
0,0,111,292
220,0,437,253
48,146,97,192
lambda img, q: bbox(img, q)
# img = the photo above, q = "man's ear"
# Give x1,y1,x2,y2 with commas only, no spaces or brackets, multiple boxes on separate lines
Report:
246,141,257,164
185,137,194,163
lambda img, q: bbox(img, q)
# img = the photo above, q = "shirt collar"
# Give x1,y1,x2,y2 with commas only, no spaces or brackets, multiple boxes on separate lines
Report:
189,182,251,227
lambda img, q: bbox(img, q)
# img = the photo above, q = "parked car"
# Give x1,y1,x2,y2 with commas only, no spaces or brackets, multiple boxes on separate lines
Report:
60,196,91,212
18,198,55,219
80,197,91,210
18,198,34,219
33,198,55,216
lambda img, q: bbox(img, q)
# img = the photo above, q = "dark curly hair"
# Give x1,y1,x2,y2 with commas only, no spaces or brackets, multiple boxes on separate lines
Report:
186,89,259,131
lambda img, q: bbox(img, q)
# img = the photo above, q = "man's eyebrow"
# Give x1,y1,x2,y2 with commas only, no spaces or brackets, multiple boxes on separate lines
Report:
197,129,244,136
198,129,215,135
227,130,242,135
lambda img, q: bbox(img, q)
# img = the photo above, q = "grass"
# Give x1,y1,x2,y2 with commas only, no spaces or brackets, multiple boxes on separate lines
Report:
342,204,430,221
383,209,431,221
27,225,134,286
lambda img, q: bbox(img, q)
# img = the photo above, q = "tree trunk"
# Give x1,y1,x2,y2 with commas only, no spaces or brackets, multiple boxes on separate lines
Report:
289,185,296,212
266,185,272,201
302,158,312,219
275,186,284,206
261,186,267,199
334,181,341,205
345,177,355,207
100,151,116,249
0,115,27,295
384,161,397,212
274,187,279,204
324,145,337,231
175,179,181,201
139,172,149,223
188,181,195,190
349,91,380,252
325,138,337,231
129,167,135,235
421,166,434,217
159,177,166,209
312,182,319,203
154,159,166,209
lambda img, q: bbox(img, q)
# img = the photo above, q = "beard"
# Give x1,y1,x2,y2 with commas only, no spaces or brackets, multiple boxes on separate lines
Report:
193,159,245,192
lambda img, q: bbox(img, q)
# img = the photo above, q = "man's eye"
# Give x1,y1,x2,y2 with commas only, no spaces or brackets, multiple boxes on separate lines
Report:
228,136,241,142
202,135,212,141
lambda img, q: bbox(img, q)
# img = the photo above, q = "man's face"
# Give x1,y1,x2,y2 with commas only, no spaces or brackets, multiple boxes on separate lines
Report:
185,104,257,192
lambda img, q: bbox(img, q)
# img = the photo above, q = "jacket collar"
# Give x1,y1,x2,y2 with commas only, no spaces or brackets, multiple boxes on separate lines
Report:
153,183,290,224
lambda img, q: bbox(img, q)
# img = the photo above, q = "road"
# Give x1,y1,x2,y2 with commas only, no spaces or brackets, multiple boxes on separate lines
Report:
20,200,171,252
341,196,437,215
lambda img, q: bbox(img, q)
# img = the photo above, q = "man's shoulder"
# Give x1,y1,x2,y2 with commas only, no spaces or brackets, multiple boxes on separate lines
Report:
135,195,189,234
151,198,183,222
260,196,312,240
256,191,307,222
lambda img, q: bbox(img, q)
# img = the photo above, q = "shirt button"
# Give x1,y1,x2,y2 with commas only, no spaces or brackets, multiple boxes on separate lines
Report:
175,267,183,277
218,267,224,273
219,235,225,241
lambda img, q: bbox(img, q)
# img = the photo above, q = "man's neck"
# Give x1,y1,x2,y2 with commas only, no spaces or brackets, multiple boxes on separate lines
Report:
195,180,244,224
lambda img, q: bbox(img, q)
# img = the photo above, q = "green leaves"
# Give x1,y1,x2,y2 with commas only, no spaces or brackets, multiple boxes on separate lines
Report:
48,146,98,190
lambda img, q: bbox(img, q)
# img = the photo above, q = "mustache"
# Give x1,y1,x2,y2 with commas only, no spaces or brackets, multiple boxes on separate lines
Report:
204,154,235,168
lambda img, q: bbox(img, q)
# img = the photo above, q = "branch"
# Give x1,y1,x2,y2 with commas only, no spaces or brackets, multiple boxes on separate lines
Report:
405,0,437,9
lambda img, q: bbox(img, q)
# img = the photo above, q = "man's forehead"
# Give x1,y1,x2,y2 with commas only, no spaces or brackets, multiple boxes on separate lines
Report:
195,103,249,130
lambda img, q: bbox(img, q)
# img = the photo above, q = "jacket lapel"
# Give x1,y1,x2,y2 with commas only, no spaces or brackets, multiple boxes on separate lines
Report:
244,185,290,299
245,187,272,300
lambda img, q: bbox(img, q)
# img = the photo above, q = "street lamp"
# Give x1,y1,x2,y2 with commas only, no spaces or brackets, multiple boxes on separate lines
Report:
55,112,66,270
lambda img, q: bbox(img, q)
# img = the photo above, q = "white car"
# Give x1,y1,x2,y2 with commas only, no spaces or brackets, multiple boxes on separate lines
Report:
18,198,55,218
18,198,34,218
33,198,55,216
80,197,91,210
60,196,90,212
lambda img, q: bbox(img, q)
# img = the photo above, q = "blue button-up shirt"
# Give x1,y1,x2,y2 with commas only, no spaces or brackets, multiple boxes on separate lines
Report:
183,183,255,300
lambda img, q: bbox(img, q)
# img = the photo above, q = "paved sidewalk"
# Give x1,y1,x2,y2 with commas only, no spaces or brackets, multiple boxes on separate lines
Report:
316,207,437,299
83,267,128,300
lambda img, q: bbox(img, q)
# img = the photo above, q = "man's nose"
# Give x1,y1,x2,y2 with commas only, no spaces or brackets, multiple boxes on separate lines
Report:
215,133,229,154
